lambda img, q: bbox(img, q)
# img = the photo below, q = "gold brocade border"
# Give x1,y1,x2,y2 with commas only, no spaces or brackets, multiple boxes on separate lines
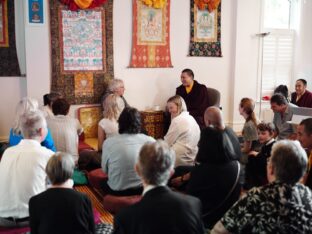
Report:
193,6,217,43
0,0,9,47
137,0,166,46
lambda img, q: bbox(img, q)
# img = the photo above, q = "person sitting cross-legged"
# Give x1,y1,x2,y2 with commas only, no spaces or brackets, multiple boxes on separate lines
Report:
113,140,205,234
101,107,155,196
47,98,83,163
211,140,312,234
29,152,95,234
0,111,54,227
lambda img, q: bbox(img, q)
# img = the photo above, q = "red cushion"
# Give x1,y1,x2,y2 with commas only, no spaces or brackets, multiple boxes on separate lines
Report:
78,140,94,153
87,168,108,190
102,195,142,214
0,226,30,234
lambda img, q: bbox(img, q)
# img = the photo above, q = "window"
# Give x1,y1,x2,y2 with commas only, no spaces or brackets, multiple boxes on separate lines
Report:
259,0,295,98
261,29,294,96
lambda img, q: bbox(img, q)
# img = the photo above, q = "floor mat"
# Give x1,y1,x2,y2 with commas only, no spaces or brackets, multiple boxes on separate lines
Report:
75,185,113,224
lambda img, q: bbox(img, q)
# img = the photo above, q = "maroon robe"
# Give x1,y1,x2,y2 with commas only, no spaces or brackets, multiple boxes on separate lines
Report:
291,90,312,108
176,80,209,129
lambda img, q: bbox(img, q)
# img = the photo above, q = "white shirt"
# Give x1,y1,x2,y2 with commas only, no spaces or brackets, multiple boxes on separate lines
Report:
47,115,83,161
98,118,118,139
164,111,200,167
40,105,54,118
0,140,54,218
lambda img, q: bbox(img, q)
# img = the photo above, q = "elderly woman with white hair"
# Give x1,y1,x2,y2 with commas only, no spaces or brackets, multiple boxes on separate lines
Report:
9,97,56,151
164,95,200,167
101,79,129,108
211,140,312,234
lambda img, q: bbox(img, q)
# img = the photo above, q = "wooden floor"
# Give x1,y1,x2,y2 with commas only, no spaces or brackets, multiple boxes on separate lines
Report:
75,185,114,224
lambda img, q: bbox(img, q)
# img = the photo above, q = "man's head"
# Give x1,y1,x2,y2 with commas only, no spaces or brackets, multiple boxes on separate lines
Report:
267,140,307,184
118,107,142,134
52,98,70,116
204,106,225,130
270,93,288,113
295,79,307,96
20,110,47,142
180,68,194,87
108,79,125,97
297,118,312,150
44,92,63,107
136,140,175,186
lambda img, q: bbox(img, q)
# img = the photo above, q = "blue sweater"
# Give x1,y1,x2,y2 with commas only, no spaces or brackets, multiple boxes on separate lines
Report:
9,128,56,152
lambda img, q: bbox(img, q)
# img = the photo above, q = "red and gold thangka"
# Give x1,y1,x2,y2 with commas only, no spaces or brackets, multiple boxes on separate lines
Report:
130,0,172,68
0,0,8,47
194,0,220,12
59,0,107,10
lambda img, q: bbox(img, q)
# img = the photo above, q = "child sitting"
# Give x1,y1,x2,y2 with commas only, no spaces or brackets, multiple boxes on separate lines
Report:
244,122,276,189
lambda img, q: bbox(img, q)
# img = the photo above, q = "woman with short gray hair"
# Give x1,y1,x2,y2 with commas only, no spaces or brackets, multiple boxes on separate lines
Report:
211,140,312,234
29,152,95,234
101,79,129,108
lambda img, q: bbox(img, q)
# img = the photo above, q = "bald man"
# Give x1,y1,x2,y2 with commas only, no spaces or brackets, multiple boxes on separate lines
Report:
196,107,241,162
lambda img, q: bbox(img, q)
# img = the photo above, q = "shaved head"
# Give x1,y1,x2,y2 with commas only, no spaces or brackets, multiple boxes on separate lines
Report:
204,107,225,130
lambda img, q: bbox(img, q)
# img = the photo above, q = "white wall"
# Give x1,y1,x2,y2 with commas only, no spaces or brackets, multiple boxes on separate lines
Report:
114,0,237,124
293,0,312,91
0,0,311,139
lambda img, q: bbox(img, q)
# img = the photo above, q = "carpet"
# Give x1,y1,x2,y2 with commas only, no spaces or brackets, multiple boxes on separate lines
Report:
75,185,113,224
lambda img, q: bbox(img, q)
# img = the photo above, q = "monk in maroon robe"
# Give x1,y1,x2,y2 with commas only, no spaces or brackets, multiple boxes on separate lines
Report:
291,79,312,108
176,69,209,129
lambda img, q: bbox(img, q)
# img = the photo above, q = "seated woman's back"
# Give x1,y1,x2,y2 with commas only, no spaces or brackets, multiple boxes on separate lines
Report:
29,188,94,234
187,126,241,229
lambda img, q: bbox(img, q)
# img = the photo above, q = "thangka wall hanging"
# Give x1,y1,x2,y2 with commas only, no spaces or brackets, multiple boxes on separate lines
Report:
50,0,113,104
189,0,222,57
129,0,172,68
0,0,21,76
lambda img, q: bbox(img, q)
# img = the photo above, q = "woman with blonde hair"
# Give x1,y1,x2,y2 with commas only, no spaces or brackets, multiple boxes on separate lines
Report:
98,94,125,151
239,98,259,155
164,95,200,167
9,97,56,151
78,94,124,171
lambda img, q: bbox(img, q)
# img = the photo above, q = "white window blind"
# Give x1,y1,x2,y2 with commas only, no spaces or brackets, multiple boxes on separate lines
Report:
261,29,294,96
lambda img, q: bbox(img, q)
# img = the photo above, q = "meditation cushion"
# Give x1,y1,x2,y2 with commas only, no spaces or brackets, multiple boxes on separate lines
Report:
102,194,142,214
0,226,30,234
87,168,108,190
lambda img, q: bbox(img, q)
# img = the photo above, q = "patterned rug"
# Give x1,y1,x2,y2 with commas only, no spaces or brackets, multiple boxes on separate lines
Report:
75,185,114,224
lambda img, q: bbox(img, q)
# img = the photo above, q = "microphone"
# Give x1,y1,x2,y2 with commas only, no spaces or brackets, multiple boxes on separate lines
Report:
255,32,271,37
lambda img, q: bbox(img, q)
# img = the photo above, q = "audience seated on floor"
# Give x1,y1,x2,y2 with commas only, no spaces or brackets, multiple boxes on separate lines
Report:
164,95,200,167
113,140,205,234
79,94,125,171
29,152,95,234
47,98,83,162
101,107,155,196
297,118,312,189
244,122,276,190
9,97,56,152
211,140,312,234
0,111,54,228
291,79,312,108
40,92,62,118
171,107,241,229
270,93,297,140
